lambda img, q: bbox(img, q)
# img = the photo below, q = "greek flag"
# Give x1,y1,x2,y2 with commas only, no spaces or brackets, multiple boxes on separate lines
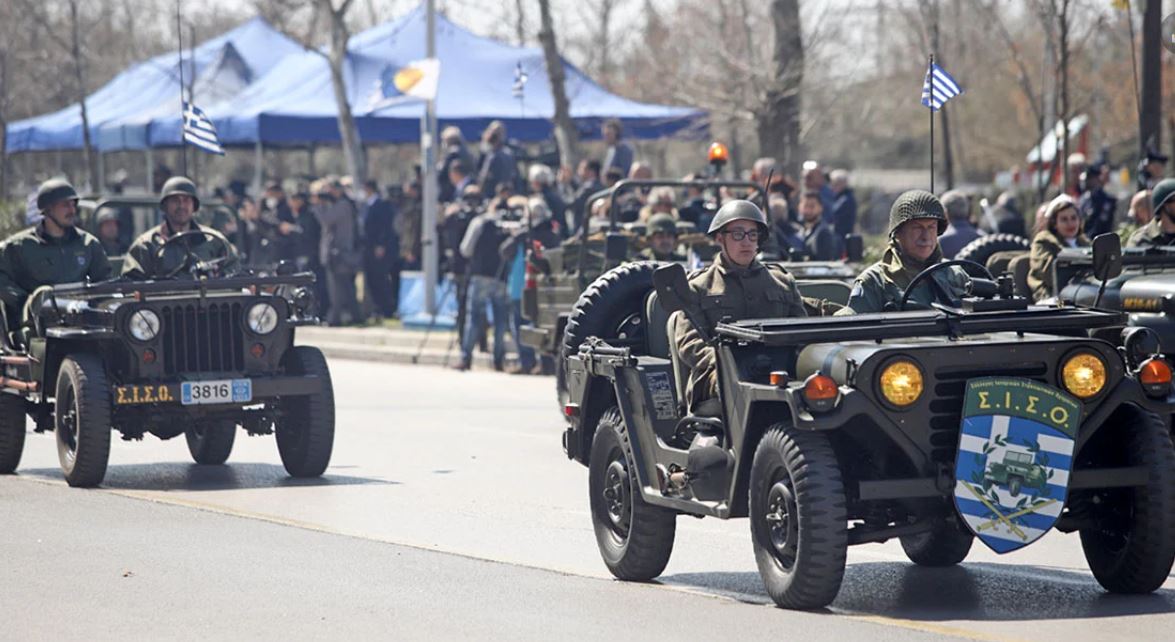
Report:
921,62,963,112
512,62,528,99
182,101,224,155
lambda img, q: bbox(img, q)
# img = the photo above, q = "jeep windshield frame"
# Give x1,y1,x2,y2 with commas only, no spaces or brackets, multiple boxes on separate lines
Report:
1057,246,1175,270
48,273,315,298
715,307,1126,346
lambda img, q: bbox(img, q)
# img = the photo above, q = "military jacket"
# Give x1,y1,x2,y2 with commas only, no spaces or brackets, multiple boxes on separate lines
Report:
1027,229,1090,301
1126,218,1175,248
839,244,969,314
122,222,240,280
0,223,111,308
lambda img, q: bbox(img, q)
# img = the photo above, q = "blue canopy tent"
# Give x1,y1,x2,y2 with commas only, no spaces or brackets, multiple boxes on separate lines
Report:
143,3,707,147
3,17,302,154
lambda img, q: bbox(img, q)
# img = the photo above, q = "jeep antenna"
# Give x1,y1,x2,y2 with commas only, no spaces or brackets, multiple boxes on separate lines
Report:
761,168,774,209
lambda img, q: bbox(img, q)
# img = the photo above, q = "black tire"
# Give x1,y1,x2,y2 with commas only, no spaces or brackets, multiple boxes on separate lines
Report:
900,521,974,567
1078,409,1175,593
955,233,1029,268
276,346,335,477
589,407,676,581
0,394,27,474
749,425,848,610
562,261,658,363
185,421,236,465
55,354,112,488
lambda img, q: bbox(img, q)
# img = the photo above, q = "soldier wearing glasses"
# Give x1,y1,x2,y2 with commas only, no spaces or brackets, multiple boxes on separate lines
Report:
671,200,806,411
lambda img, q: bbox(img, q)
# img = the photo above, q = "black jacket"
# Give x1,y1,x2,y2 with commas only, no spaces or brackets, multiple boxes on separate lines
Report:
362,197,399,260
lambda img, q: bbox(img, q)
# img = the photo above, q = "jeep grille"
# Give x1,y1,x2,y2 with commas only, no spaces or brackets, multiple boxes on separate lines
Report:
927,363,1049,464
159,303,245,375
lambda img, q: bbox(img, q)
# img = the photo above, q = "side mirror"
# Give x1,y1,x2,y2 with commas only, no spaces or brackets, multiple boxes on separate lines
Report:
844,234,864,263
653,263,691,315
1092,233,1123,281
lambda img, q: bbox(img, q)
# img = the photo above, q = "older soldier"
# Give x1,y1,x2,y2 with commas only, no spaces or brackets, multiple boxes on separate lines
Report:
1127,179,1175,248
0,178,111,333
638,213,686,262
123,177,238,280
840,190,969,314
672,200,806,411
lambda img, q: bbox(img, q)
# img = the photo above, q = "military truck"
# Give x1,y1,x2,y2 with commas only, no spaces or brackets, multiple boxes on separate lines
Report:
0,240,333,487
560,236,1175,609
983,449,1049,497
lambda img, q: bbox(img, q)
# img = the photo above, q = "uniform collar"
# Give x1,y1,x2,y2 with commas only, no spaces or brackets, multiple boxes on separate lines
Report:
158,220,202,241
714,252,762,277
33,221,80,244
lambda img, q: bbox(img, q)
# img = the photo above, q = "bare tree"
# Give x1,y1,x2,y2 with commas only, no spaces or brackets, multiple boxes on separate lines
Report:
757,0,803,176
537,0,580,168
1138,0,1162,155
514,0,528,45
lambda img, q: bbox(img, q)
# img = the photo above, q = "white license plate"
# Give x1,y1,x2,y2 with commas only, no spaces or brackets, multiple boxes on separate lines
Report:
181,379,253,405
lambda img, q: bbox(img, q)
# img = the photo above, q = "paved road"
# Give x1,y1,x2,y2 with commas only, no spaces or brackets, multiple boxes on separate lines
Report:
5,359,1174,640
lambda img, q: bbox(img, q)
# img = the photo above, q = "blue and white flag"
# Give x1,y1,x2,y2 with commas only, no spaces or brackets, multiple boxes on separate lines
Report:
182,101,224,155
921,62,963,112
512,62,528,99
368,58,440,111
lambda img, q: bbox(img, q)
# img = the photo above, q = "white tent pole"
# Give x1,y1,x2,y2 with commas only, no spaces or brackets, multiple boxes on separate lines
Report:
146,147,155,192
253,140,263,196
421,0,439,315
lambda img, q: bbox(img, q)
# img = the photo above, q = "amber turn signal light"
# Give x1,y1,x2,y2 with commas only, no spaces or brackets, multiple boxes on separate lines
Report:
1139,357,1172,397
802,372,839,413
769,371,789,387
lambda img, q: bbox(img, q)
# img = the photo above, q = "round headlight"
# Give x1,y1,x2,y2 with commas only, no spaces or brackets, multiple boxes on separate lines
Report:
879,359,924,407
128,309,160,342
1061,352,1107,399
247,302,279,335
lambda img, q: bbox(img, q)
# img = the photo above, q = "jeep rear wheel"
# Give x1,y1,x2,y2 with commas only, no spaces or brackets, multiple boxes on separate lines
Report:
0,394,27,474
589,407,676,581
1078,409,1175,593
900,521,973,566
185,421,236,465
276,346,334,477
55,354,112,488
750,425,847,610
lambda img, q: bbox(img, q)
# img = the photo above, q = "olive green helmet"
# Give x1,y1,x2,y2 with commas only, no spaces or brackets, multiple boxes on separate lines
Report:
159,176,200,211
888,189,948,237
36,178,79,211
1152,178,1175,213
646,213,678,236
707,199,768,235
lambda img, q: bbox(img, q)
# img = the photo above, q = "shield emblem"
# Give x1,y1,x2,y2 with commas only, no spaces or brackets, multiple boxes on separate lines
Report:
953,377,1079,553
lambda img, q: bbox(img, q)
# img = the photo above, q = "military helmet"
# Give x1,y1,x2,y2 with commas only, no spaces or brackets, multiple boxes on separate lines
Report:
36,178,79,211
1152,179,1175,213
887,189,948,236
159,176,200,211
707,199,768,235
95,208,120,224
646,213,678,236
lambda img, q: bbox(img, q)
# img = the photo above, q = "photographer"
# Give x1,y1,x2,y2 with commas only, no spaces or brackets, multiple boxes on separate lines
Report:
453,188,511,371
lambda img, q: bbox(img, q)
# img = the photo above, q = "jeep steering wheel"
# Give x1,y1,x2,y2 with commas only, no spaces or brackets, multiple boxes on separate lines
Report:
898,259,993,311
155,229,233,279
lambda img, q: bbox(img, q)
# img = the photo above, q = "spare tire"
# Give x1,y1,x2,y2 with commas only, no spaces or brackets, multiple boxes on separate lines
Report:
955,233,1030,268
558,262,659,411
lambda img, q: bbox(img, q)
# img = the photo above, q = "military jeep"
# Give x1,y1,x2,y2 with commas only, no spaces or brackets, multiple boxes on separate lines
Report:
0,257,333,488
983,449,1048,497
561,238,1175,609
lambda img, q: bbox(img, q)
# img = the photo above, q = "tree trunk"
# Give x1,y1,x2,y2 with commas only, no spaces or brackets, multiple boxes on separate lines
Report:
70,0,98,191
514,0,527,45
538,0,579,169
323,1,365,182
1057,0,1070,194
0,45,8,199
757,0,803,177
928,1,954,190
1138,0,1162,155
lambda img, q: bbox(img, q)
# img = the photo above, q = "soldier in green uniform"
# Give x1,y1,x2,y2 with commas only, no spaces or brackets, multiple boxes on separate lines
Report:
122,176,239,279
671,200,806,411
839,190,969,314
1126,179,1175,248
637,213,687,262
0,178,111,334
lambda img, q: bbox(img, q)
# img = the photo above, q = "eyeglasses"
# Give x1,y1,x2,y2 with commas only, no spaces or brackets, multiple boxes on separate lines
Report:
720,229,761,242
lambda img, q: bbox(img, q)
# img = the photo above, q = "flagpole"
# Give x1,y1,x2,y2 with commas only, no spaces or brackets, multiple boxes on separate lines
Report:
928,54,934,194
176,0,187,177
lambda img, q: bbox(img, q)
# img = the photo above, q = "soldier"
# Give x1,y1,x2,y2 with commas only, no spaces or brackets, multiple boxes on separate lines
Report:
672,200,806,412
122,176,239,280
0,178,111,334
1127,179,1175,248
839,190,969,314
637,213,686,262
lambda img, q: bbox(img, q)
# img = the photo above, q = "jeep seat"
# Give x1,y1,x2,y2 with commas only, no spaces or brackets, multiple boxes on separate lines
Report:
644,290,672,360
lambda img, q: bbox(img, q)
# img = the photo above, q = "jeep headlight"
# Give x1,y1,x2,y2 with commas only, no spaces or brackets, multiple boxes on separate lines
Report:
128,309,160,342
878,359,924,407
247,302,279,335
1061,352,1106,399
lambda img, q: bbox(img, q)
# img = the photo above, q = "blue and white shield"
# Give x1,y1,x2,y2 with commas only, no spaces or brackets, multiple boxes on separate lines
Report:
953,377,1079,554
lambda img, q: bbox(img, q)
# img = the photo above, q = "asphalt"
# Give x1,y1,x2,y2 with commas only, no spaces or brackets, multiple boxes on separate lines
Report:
4,357,1174,640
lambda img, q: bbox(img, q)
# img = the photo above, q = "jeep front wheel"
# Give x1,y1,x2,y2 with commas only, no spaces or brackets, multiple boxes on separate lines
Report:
1078,409,1175,593
588,407,675,581
276,346,334,477
0,394,27,474
55,354,112,488
185,421,236,465
750,425,847,610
